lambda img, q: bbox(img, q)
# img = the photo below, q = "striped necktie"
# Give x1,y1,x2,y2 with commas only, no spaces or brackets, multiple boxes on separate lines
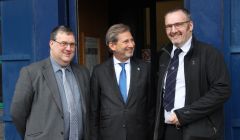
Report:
163,48,182,112
61,68,79,140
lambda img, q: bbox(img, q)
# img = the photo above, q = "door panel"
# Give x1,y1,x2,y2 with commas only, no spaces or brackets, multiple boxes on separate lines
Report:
186,0,238,140
0,0,77,139
228,0,240,139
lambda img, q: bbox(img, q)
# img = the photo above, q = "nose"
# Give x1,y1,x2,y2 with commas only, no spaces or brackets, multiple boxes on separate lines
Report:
65,44,72,50
170,25,177,32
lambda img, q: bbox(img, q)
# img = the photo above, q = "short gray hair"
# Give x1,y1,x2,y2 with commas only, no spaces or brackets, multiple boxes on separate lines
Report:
105,23,131,46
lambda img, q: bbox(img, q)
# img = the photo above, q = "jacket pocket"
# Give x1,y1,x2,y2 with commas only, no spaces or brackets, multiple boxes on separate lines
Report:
26,131,43,137
183,117,217,140
99,109,111,128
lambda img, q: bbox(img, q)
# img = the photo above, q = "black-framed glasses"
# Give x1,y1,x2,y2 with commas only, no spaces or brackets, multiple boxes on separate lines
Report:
165,20,190,30
53,40,76,49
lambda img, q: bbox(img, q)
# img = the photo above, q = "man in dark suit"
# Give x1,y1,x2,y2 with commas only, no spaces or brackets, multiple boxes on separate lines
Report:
90,23,155,140
153,8,231,140
11,25,90,140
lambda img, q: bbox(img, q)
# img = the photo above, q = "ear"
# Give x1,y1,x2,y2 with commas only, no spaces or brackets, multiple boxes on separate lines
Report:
49,40,54,49
108,42,116,51
189,20,194,31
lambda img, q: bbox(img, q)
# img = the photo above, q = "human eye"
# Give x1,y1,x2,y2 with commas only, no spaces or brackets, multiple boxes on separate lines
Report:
61,42,68,47
174,22,183,28
70,43,76,48
165,24,172,29
122,40,129,44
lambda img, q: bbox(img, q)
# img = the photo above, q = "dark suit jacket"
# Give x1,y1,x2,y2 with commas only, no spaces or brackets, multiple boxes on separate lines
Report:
11,58,90,140
90,57,155,140
153,38,231,140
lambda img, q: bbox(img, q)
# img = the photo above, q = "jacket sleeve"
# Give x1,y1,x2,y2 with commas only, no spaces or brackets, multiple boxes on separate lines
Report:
175,47,231,126
10,67,34,138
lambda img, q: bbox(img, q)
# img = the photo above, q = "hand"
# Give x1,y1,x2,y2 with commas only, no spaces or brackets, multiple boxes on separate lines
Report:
168,112,180,126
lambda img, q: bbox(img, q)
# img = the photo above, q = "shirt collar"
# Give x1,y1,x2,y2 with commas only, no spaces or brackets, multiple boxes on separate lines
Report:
50,56,72,72
113,56,130,66
173,36,192,54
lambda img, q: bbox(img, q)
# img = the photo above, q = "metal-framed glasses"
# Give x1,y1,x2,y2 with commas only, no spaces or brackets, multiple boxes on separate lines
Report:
165,20,190,30
53,40,76,49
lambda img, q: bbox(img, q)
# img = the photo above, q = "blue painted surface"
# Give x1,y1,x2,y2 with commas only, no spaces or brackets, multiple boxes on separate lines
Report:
32,0,60,61
4,122,21,140
226,0,240,140
0,0,77,139
223,0,232,140
186,0,224,50
185,0,237,140
1,0,33,123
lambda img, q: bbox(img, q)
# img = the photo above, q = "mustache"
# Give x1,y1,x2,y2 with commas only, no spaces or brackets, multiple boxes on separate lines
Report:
170,31,182,37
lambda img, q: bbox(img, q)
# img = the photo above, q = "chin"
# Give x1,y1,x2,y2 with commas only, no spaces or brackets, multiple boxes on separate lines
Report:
125,53,133,58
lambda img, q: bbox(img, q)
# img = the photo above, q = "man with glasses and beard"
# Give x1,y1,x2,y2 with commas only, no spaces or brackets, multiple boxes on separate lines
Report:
153,8,230,140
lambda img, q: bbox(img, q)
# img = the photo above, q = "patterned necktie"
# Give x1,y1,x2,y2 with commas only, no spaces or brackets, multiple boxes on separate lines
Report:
163,48,182,112
61,68,79,140
119,63,127,103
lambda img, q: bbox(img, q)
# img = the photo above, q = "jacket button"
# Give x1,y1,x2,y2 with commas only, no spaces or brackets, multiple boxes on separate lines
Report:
122,124,126,128
61,132,64,135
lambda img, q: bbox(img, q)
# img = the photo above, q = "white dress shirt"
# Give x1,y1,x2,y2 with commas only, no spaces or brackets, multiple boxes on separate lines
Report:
164,37,192,123
113,56,131,95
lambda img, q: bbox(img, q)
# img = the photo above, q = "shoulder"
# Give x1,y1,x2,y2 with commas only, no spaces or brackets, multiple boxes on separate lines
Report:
21,58,50,73
131,57,149,66
71,63,90,77
193,39,223,57
93,58,113,71
130,57,151,72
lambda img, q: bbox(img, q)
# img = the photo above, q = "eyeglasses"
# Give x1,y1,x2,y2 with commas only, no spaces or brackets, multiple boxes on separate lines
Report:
165,20,190,30
53,40,76,48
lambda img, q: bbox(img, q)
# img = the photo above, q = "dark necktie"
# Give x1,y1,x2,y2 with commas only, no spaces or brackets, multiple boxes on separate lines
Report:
61,68,79,140
119,63,127,103
163,48,182,112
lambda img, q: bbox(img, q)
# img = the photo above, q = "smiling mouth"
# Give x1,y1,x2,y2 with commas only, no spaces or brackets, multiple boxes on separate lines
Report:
171,34,182,39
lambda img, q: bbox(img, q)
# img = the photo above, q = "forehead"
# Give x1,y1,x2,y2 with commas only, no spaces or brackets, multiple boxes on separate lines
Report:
117,31,133,41
165,10,188,24
56,31,75,40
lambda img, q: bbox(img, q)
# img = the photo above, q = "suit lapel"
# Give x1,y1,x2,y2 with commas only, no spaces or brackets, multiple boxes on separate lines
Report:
127,59,141,104
42,59,63,114
72,65,87,115
106,58,125,103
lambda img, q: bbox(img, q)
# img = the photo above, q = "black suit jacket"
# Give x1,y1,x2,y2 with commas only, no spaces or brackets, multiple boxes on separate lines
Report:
153,38,231,140
90,57,155,140
11,58,90,140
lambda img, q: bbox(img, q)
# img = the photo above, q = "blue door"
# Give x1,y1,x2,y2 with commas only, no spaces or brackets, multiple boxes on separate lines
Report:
224,0,240,140
185,0,239,140
0,0,77,139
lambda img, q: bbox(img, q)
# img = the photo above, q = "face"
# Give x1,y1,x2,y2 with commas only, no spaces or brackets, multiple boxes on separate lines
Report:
109,31,135,62
165,10,193,47
49,31,76,66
